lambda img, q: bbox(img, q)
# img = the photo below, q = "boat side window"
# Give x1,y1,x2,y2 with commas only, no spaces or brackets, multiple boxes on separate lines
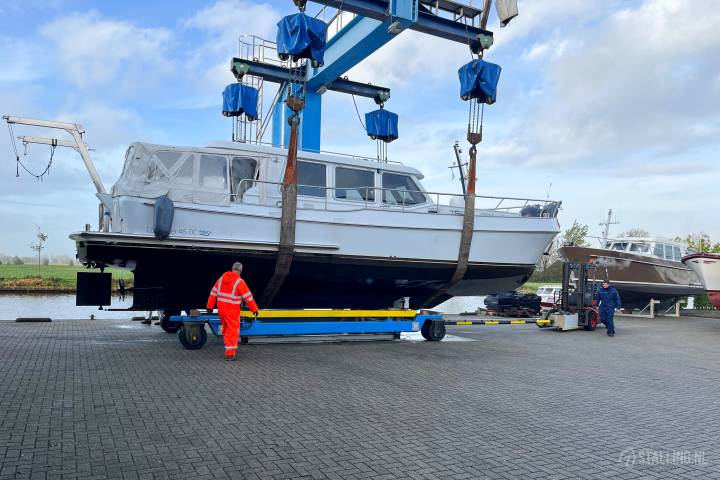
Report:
664,244,674,261
653,243,664,258
382,172,426,205
298,161,326,197
335,167,375,202
174,155,195,187
198,154,228,191
673,246,682,262
629,243,651,254
610,242,627,251
231,156,258,200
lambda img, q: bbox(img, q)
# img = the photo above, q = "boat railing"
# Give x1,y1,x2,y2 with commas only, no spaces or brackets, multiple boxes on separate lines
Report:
233,179,561,217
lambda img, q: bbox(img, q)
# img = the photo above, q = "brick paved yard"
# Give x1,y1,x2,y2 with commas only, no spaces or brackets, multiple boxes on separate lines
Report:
2,315,720,479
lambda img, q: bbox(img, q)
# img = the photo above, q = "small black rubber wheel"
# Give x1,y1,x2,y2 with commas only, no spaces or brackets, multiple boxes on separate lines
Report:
160,310,181,333
583,310,598,331
423,320,446,341
178,325,207,350
420,321,431,340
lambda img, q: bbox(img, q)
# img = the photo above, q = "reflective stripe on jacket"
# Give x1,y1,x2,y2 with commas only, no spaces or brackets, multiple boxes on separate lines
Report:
207,271,259,313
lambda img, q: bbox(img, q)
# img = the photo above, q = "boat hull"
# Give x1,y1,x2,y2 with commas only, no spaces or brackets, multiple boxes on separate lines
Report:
559,246,704,308
682,253,720,309
73,233,536,310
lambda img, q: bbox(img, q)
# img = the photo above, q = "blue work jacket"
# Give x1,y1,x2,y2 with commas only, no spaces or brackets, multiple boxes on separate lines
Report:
595,285,622,311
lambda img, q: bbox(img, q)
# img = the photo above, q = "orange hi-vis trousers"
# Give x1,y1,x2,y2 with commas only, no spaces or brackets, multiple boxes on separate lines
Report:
207,271,259,358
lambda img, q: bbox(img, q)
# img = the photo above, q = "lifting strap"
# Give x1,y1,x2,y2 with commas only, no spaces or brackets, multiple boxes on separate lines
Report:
422,139,479,308
260,107,302,306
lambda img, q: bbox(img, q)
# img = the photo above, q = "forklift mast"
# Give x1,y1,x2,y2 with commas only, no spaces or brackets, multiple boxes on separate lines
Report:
560,261,601,312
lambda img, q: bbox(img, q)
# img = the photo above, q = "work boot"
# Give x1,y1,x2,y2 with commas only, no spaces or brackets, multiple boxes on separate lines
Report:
607,332,615,337
225,348,237,361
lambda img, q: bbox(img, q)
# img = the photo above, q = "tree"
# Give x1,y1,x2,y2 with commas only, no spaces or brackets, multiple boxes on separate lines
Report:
560,220,590,247
533,220,590,281
624,228,649,238
12,256,23,265
685,233,720,253
29,229,48,274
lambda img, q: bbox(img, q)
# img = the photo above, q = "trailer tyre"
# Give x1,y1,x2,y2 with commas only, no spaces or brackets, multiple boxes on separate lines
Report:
421,319,446,341
160,310,182,333
179,325,207,350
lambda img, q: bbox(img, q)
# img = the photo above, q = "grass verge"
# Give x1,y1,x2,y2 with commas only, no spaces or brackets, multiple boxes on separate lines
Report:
0,265,133,292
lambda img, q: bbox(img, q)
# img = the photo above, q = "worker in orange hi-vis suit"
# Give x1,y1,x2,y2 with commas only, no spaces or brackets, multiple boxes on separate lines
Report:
207,262,259,361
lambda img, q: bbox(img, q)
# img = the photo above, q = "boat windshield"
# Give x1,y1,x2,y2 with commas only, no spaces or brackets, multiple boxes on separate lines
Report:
609,242,628,251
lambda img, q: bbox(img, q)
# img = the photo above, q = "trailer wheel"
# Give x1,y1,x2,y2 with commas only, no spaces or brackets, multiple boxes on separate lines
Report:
583,310,598,331
420,322,432,340
421,319,446,341
178,324,207,349
159,310,182,333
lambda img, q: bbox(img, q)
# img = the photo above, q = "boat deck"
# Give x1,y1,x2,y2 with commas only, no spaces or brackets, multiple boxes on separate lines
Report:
1,315,719,478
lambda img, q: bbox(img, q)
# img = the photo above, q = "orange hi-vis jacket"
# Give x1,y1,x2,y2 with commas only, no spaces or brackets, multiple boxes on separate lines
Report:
206,271,259,314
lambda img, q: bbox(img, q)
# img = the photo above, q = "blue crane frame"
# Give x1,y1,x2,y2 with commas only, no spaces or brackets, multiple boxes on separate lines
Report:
236,0,492,151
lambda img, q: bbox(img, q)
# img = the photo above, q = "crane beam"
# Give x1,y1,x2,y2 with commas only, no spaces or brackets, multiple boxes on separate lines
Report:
309,0,492,46
232,58,389,99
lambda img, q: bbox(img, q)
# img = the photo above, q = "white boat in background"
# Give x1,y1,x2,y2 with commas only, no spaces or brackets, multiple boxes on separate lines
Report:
68,140,561,311
536,285,561,308
682,253,720,309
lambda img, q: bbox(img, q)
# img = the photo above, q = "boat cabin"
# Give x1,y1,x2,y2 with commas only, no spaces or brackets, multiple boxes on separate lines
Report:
604,237,686,263
111,141,432,210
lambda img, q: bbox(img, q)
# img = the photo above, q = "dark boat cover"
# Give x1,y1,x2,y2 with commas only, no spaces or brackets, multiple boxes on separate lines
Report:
276,13,328,66
365,109,399,143
222,83,258,120
458,59,502,104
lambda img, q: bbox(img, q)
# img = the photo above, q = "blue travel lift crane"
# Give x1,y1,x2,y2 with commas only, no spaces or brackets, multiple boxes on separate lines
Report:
171,0,519,348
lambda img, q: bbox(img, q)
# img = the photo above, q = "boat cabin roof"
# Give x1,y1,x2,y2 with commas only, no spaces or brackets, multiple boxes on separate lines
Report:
206,141,425,178
604,236,688,262
111,141,426,206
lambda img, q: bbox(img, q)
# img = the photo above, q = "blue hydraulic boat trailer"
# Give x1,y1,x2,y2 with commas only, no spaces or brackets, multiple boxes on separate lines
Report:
169,310,446,349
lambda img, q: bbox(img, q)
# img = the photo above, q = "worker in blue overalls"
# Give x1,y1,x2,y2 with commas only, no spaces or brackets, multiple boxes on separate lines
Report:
595,280,622,337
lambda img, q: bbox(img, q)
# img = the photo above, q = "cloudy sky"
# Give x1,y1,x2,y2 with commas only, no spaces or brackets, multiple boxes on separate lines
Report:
0,0,718,256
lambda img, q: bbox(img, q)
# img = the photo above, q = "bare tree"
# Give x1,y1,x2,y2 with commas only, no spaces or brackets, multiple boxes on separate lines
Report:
624,227,650,237
29,229,48,275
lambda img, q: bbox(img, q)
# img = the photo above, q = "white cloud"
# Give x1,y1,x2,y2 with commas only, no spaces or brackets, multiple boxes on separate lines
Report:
39,11,173,91
182,0,283,107
491,0,720,167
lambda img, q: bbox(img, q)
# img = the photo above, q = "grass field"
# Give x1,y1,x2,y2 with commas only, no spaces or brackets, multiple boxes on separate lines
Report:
0,264,133,292
519,281,560,293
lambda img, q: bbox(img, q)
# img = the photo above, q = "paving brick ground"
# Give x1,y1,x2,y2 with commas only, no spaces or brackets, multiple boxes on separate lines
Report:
1,315,720,479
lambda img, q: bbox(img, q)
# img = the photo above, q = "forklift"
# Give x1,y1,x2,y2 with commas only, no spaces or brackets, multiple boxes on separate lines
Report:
540,261,604,331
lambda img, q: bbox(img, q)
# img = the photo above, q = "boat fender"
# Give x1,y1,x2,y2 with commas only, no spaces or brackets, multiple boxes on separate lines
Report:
153,195,174,240
520,204,542,217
